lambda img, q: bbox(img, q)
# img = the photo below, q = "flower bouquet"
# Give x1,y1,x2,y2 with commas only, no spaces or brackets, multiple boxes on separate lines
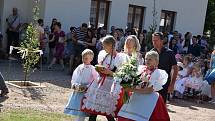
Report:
113,54,141,103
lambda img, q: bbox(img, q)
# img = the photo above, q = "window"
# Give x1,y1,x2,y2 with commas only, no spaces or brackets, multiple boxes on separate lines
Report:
127,5,145,32
159,10,176,32
90,0,111,29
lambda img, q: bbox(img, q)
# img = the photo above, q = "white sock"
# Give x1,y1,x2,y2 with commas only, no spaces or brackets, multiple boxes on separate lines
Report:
75,116,85,121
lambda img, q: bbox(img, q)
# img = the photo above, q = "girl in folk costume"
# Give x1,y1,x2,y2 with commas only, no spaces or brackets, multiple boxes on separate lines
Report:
118,51,170,121
174,56,193,97
64,49,99,121
185,64,203,93
82,36,128,121
123,35,144,65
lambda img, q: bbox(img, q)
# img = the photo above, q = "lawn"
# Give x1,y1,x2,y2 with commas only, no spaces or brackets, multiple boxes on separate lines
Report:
0,109,73,121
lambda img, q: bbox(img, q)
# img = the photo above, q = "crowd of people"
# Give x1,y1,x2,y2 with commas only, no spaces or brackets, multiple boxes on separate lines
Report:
1,7,215,121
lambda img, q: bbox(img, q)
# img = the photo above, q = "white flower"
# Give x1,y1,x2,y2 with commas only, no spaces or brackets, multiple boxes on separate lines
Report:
114,77,122,83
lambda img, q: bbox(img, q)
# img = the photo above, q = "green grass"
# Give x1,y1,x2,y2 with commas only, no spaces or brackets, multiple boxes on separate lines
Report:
0,109,73,121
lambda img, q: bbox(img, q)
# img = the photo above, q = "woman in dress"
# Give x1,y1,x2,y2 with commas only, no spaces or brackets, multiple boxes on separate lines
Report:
48,22,65,70
48,18,57,61
118,51,170,121
124,35,144,65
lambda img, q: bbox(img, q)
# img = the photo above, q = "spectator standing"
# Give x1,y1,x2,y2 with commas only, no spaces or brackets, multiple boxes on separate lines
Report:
188,36,201,57
48,22,65,70
85,29,97,65
6,7,21,57
151,32,178,102
69,23,88,74
48,18,58,62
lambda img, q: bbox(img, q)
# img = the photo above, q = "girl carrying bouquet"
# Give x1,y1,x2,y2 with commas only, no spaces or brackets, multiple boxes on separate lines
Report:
118,51,170,121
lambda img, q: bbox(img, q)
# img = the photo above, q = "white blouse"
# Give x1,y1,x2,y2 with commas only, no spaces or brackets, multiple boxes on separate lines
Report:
97,50,129,71
71,64,98,85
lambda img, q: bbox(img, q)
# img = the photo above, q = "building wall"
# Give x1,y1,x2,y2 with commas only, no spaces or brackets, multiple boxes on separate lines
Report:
157,0,208,35
109,0,154,31
43,0,91,32
1,0,208,35
0,0,208,50
0,0,45,49
108,0,208,35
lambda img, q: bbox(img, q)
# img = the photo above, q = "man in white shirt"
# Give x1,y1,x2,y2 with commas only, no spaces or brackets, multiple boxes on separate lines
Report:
6,7,21,56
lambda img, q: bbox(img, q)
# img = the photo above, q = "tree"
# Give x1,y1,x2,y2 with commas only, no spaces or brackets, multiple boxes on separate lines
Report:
15,0,41,83
204,0,215,47
149,0,158,33
204,0,215,32
147,0,158,50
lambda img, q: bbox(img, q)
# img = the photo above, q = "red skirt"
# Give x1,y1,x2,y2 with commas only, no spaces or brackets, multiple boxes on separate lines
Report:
118,95,170,121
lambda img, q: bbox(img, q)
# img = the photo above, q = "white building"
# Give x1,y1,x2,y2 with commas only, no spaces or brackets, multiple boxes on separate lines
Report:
0,0,208,50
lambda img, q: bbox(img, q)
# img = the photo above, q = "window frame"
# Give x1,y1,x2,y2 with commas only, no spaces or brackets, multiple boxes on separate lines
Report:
127,4,145,32
159,10,176,32
90,0,111,29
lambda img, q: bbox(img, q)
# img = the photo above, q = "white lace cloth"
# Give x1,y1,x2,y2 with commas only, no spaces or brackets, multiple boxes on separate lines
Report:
82,77,120,116
81,51,128,116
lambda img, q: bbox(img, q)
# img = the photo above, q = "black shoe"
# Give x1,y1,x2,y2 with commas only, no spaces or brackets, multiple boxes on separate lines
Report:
0,89,9,97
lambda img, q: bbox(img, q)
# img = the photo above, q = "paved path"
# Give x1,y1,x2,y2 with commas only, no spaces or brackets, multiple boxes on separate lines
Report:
0,59,71,82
